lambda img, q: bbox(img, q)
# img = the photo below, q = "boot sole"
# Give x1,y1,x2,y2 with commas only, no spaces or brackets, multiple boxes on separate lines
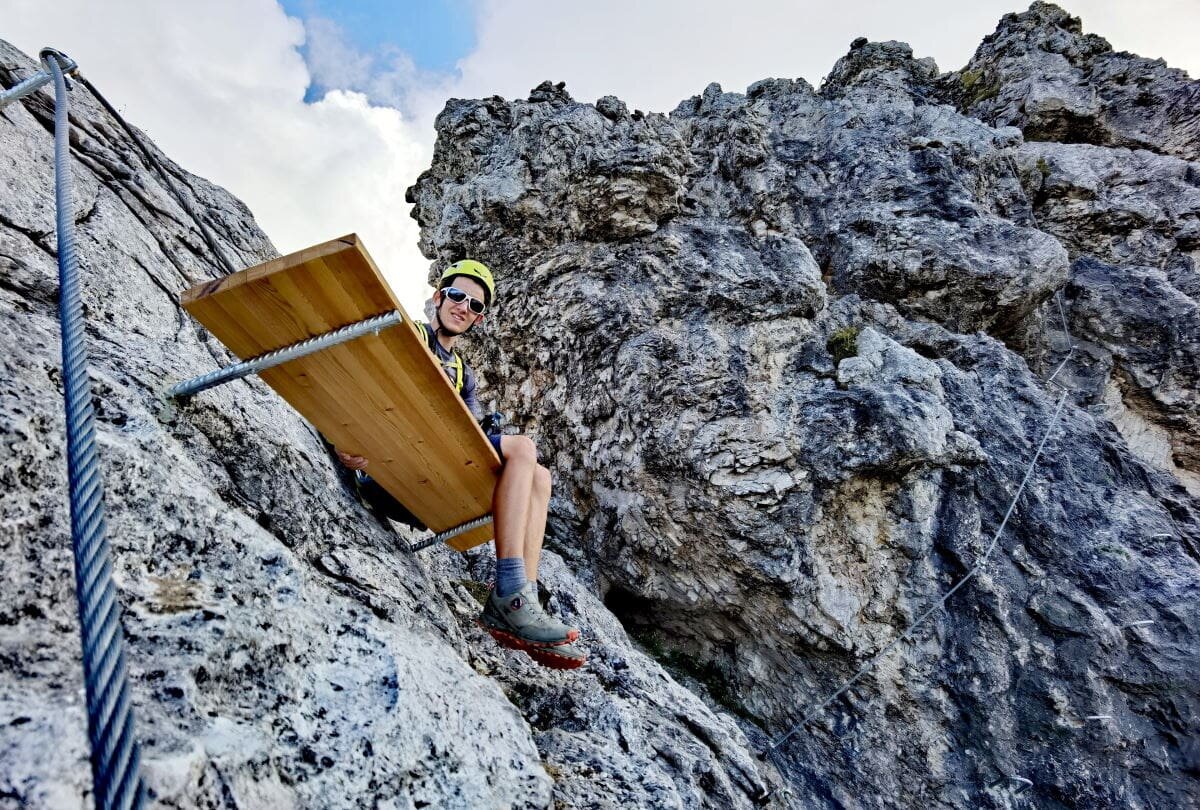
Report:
477,619,580,647
525,645,586,670
477,622,586,669
481,625,586,670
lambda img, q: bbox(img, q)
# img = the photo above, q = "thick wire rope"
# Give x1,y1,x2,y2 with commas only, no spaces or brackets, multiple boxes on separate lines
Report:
45,51,146,810
766,296,1077,756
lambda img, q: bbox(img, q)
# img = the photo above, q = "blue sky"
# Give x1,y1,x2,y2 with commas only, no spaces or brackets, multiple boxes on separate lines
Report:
281,0,475,102
281,0,475,69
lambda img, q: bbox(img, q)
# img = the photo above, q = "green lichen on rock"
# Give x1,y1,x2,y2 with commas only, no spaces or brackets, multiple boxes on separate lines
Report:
1095,542,1131,560
960,68,1001,106
827,325,861,364
458,578,490,605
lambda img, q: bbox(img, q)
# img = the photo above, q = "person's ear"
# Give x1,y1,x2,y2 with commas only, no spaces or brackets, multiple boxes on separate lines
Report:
433,289,443,306
475,312,486,326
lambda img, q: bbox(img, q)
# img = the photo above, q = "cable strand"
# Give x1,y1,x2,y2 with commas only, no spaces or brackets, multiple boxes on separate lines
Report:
767,292,1078,755
74,72,238,277
45,52,145,810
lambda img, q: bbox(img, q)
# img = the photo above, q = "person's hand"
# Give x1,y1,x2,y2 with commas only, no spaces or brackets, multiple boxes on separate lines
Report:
335,449,369,471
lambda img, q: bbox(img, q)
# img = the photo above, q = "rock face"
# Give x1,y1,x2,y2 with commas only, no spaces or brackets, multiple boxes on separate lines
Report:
4,3,1200,810
944,1,1200,163
1011,140,1200,494
407,4,1200,808
0,40,771,809
940,3,1200,497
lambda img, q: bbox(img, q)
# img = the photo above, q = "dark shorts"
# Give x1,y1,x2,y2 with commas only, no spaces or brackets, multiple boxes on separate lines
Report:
488,433,504,461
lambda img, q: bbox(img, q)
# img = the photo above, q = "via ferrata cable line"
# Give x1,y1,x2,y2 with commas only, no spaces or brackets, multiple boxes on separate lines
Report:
767,390,1070,754
764,293,1079,791
2,49,149,809
71,72,239,278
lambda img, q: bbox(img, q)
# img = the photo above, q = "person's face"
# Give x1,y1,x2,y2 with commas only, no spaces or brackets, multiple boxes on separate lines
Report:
436,276,488,334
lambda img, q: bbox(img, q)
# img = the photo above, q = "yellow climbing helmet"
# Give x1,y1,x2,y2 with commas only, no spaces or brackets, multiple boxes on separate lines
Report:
439,259,495,307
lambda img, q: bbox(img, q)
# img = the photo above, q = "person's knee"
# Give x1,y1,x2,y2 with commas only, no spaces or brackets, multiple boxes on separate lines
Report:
533,465,552,498
502,435,538,467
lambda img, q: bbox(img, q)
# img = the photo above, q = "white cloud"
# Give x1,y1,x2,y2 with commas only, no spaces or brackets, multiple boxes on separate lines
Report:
3,0,1196,320
439,0,1199,114
302,15,440,119
2,0,438,315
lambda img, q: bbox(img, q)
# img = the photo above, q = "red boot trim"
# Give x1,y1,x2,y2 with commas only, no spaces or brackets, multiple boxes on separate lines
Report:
526,645,586,670
477,622,579,649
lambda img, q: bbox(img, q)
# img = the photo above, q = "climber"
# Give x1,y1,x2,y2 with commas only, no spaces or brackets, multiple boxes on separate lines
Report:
335,260,587,670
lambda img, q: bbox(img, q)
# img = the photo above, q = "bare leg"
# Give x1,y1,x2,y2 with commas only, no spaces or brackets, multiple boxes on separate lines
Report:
484,438,582,656
523,465,551,580
492,435,538,562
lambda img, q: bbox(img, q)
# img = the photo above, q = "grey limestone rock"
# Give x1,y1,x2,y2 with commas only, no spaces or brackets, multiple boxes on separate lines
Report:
944,1,1200,162
409,80,692,253
1012,130,1200,494
408,6,1200,809
673,46,1069,341
1063,256,1200,492
0,39,771,809
6,2,1200,808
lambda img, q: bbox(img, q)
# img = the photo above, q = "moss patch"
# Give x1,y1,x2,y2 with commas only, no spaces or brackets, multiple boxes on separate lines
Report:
960,68,1001,106
827,325,861,365
1095,543,1131,560
458,579,490,605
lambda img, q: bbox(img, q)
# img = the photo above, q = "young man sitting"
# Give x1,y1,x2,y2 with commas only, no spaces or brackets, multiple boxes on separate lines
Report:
336,260,586,670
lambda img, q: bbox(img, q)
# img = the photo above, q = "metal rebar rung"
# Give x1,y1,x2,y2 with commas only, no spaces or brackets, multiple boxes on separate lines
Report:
0,49,78,110
0,70,54,109
990,775,1033,794
169,310,404,398
407,514,494,553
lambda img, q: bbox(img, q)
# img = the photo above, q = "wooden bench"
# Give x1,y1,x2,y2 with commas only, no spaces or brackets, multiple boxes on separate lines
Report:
180,234,500,551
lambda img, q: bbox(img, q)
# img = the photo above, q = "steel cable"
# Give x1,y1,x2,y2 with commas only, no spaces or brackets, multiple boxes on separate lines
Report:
73,73,239,277
766,295,1077,757
45,51,145,810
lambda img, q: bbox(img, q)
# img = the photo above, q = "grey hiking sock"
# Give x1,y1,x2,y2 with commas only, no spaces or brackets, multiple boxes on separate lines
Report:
495,557,526,597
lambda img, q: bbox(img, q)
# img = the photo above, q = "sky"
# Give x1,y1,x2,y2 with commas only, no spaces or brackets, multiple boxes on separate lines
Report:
4,1,1199,315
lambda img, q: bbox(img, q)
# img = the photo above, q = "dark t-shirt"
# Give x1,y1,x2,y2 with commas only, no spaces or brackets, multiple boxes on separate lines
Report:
424,323,481,419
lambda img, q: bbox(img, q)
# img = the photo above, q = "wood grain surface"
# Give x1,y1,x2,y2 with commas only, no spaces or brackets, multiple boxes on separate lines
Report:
181,234,500,551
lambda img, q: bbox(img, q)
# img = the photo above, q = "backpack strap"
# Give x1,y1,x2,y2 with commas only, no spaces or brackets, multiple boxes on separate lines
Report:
416,321,464,393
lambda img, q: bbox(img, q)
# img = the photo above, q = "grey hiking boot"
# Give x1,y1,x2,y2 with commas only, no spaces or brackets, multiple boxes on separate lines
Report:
483,618,588,669
479,582,580,649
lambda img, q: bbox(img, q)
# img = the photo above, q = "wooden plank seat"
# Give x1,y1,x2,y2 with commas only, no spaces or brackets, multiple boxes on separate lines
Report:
179,234,500,551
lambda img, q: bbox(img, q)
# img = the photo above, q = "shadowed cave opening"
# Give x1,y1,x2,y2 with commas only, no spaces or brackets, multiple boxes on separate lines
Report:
604,584,761,724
